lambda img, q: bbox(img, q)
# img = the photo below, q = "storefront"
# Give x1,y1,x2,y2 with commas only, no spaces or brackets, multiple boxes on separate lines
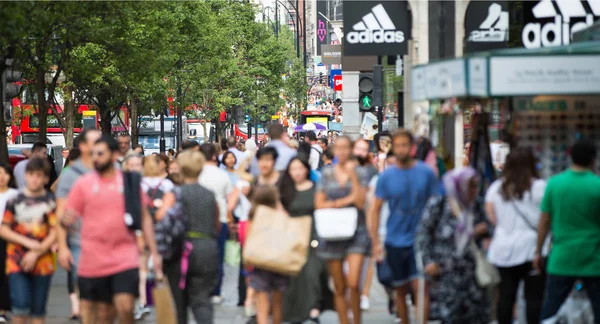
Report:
412,41,600,177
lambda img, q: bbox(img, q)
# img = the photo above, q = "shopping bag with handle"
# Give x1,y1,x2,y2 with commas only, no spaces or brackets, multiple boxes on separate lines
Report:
224,233,241,267
152,278,177,324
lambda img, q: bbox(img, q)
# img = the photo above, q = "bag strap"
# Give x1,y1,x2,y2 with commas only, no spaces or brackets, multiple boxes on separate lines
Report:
148,179,164,200
511,201,537,232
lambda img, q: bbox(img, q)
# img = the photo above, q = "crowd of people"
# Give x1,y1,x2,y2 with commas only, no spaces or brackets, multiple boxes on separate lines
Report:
0,123,596,324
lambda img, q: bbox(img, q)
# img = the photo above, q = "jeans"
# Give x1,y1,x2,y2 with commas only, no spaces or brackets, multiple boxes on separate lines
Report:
8,272,53,317
497,262,545,324
67,243,81,294
211,223,228,297
541,274,600,322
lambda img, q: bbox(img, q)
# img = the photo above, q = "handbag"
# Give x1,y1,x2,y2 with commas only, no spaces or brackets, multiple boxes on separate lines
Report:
243,205,312,276
472,242,501,288
314,207,358,241
152,278,177,324
224,234,241,267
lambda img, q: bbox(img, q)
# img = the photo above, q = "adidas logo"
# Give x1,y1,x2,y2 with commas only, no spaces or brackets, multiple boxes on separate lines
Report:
346,4,405,44
523,0,600,48
468,3,509,42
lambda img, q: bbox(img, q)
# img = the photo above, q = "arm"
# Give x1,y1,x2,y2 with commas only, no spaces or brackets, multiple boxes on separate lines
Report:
485,202,497,226
368,198,384,243
415,198,443,275
51,176,60,193
0,225,41,250
535,212,551,256
55,198,73,269
154,192,176,221
141,206,159,256
314,191,335,209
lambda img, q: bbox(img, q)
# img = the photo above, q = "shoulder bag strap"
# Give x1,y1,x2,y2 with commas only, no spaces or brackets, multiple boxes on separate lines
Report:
511,201,537,232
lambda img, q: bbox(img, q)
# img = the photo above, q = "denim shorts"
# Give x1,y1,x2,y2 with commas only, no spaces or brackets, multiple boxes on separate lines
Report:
385,245,421,287
9,272,53,317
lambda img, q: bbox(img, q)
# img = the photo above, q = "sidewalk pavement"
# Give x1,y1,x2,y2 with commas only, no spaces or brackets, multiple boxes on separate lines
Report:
46,264,401,324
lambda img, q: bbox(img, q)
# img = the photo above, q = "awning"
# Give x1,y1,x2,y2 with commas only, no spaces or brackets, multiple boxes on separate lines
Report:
411,41,600,101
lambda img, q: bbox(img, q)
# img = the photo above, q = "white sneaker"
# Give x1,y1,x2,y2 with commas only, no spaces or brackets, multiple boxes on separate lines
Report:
360,295,370,311
211,295,224,305
0,314,7,323
134,305,151,320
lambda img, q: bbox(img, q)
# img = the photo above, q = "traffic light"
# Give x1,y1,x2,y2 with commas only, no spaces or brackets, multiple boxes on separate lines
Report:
319,72,324,84
358,73,374,112
259,105,269,123
2,65,23,124
373,65,383,108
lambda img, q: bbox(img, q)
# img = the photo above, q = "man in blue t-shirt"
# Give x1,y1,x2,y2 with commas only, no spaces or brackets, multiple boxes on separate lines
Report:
369,130,438,324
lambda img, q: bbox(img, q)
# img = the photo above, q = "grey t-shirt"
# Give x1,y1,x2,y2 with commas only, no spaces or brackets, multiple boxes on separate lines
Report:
56,160,92,247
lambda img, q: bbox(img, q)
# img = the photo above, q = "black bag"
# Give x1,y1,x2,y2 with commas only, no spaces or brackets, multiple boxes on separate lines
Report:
312,146,324,169
146,180,165,221
123,171,143,231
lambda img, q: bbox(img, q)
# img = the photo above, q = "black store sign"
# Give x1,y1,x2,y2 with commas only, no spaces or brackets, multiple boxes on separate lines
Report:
464,0,509,53
343,1,411,56
316,0,327,55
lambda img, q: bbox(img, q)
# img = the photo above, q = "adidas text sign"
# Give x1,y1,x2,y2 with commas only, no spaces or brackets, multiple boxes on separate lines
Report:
343,1,410,56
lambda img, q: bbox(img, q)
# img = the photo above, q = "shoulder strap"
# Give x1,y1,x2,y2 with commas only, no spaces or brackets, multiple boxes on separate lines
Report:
511,201,537,232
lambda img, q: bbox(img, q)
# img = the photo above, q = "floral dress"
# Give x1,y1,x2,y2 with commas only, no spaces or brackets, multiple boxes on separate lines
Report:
415,196,491,323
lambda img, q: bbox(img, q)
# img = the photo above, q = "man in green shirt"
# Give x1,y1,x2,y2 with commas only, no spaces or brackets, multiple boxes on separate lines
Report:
536,139,600,320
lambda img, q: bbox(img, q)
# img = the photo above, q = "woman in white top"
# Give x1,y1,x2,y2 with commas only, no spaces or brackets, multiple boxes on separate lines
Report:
0,163,18,321
485,147,548,324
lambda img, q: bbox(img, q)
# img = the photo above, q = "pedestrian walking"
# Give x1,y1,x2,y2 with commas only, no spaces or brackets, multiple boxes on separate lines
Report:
122,152,143,173
198,143,234,305
14,142,48,190
1,157,57,324
0,163,18,322
315,136,370,324
56,129,102,322
537,139,600,321
485,147,548,324
369,130,439,324
416,167,491,323
280,157,333,324
156,150,220,324
251,124,296,177
62,136,162,324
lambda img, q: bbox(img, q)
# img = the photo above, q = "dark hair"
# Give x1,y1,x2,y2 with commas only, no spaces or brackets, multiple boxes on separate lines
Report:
200,143,218,161
75,129,96,148
181,140,200,151
268,123,284,140
501,147,539,201
571,139,597,167
66,148,81,166
118,133,131,139
324,146,334,161
317,137,329,147
415,138,433,161
256,146,279,161
279,157,312,210
32,141,47,154
227,137,237,148
297,142,311,161
95,135,119,152
250,185,279,220
133,144,145,155
392,129,414,145
222,151,237,168
0,163,16,188
306,131,317,142
168,149,176,156
157,153,169,167
26,157,51,177
220,138,228,151
374,131,392,152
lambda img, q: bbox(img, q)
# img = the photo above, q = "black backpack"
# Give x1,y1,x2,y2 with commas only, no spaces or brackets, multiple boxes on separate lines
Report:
146,180,165,221
312,146,324,169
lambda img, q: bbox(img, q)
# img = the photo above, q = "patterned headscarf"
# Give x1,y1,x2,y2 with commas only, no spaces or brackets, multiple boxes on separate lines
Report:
443,167,479,255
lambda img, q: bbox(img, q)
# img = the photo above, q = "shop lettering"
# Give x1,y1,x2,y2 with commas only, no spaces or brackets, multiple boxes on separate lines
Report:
516,100,567,112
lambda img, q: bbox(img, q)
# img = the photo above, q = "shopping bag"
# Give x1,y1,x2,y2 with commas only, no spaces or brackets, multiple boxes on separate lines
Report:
243,206,312,276
152,278,177,324
224,238,241,267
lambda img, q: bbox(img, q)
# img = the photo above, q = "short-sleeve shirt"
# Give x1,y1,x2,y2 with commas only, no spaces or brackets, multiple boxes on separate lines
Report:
3,191,57,275
375,162,438,248
56,160,91,247
66,170,148,278
199,164,233,223
541,169,600,276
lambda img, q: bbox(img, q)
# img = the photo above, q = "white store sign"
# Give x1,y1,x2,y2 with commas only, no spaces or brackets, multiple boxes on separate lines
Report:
490,55,600,96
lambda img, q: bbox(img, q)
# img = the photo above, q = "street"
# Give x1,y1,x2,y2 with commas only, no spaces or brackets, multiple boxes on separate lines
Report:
46,264,399,324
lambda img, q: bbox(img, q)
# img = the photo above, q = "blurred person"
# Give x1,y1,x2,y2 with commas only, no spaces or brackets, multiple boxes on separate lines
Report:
322,147,334,168
317,137,328,152
315,136,370,324
288,139,299,150
116,134,131,165
58,147,70,175
414,138,439,177
51,148,81,193
56,129,102,322
156,150,220,324
132,144,144,156
280,158,333,324
485,147,548,324
1,158,57,324
199,144,235,305
463,142,471,167
250,124,296,177
61,136,162,324
225,137,247,170
415,168,491,322
167,149,176,160
373,131,392,173
181,139,200,151
156,153,169,179
537,139,600,321
0,164,18,322
14,142,48,189
307,132,323,171
122,153,143,174
370,130,439,324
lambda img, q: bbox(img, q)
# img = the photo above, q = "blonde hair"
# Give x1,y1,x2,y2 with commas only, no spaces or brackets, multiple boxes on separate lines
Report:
177,150,205,179
143,154,161,177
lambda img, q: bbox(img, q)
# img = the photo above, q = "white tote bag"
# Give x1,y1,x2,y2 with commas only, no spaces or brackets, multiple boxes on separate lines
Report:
314,207,358,241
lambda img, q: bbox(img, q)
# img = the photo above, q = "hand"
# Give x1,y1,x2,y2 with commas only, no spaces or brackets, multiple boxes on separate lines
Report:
372,242,384,262
23,239,41,251
20,250,41,272
474,222,488,236
58,247,74,271
61,209,78,227
533,252,541,272
228,222,239,235
424,262,442,277
152,253,163,280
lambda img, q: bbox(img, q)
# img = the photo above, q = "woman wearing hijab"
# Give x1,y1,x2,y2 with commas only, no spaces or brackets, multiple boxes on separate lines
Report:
415,167,491,323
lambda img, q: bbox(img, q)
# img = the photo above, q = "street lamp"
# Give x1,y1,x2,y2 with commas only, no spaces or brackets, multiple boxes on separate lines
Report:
274,0,303,64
